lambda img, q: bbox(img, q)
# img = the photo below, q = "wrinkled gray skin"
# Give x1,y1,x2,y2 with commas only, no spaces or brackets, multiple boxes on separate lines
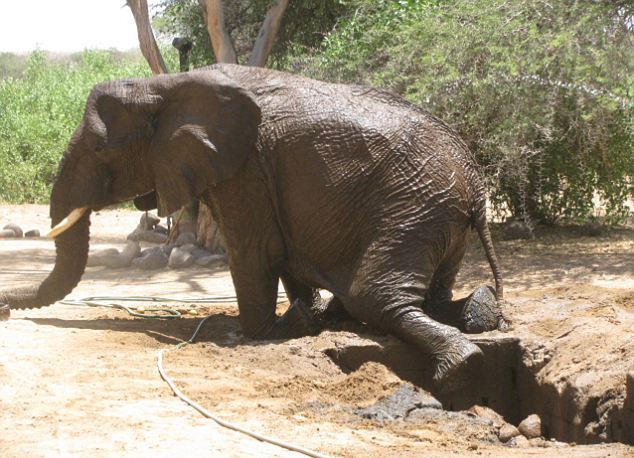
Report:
0,65,504,383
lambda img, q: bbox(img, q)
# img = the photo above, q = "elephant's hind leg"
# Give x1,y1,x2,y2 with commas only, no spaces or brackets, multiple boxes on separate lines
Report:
392,305,483,384
344,286,483,385
424,235,505,333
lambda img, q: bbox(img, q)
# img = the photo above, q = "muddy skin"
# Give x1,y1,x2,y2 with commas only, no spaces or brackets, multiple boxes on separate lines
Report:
424,285,508,334
0,65,504,386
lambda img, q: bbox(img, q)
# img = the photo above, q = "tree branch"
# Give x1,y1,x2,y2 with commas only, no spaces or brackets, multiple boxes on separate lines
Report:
200,0,238,64
247,0,289,67
126,0,168,74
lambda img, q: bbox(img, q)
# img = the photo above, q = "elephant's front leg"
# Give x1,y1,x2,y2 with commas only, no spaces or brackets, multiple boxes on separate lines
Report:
232,265,321,340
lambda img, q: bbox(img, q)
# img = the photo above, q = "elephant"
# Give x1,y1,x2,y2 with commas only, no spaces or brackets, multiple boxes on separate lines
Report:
0,64,504,384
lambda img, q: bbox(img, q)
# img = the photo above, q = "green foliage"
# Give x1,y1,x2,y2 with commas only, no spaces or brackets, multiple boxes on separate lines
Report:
285,0,634,223
0,53,28,79
0,50,151,203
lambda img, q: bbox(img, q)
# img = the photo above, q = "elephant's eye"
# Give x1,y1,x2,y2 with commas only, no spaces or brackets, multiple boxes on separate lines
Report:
94,143,108,158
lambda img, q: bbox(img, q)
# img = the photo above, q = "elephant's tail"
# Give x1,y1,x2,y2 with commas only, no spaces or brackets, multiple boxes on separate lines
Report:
474,210,504,301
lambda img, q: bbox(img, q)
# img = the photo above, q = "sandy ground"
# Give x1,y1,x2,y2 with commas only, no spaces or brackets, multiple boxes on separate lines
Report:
0,204,633,457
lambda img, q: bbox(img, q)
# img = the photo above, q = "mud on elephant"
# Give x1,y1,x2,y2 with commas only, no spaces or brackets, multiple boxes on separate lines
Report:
0,64,506,384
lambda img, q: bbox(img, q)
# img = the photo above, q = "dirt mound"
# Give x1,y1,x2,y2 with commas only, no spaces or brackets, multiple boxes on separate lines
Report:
330,362,403,406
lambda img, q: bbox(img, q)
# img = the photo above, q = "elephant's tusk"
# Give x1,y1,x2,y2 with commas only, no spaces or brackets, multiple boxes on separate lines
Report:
47,207,88,239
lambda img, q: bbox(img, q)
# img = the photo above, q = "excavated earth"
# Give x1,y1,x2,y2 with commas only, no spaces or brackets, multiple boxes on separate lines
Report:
1,204,633,457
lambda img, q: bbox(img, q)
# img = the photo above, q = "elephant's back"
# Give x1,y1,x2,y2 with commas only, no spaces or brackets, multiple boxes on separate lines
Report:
211,64,477,173
212,64,477,267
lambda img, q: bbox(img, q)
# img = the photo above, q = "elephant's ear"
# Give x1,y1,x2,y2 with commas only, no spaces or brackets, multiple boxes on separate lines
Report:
149,72,261,216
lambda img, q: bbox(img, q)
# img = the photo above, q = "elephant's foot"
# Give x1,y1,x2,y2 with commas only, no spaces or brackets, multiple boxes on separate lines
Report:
433,337,483,388
425,285,509,333
268,298,322,340
461,285,509,333
312,295,353,323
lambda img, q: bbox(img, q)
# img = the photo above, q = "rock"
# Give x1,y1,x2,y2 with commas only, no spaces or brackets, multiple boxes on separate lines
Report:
0,229,16,238
467,405,505,428
140,245,163,256
174,231,196,247
168,247,195,269
24,229,40,238
179,243,197,253
498,423,521,442
356,383,441,422
503,218,533,240
195,254,228,267
127,228,168,244
102,241,140,269
87,248,119,267
191,247,212,259
89,242,140,269
508,435,530,448
132,249,169,270
518,414,542,439
147,231,168,243
3,223,23,238
521,341,554,372
139,212,160,231
139,246,160,257
161,245,175,256
121,241,141,260
529,437,547,447
126,228,140,241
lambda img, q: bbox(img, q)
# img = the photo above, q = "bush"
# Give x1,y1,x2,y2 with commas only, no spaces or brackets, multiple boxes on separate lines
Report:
284,0,634,224
0,50,153,203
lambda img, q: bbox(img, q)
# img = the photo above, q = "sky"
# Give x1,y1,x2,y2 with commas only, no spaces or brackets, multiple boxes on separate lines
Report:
0,0,162,54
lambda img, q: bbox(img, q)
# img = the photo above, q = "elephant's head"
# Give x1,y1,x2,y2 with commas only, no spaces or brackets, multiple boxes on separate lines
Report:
0,70,261,310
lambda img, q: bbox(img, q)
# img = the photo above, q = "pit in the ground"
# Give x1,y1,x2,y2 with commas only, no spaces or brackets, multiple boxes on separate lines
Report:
325,334,634,445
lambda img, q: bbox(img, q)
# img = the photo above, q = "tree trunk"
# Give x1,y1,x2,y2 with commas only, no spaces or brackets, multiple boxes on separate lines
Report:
126,0,168,75
200,0,238,64
197,204,226,254
247,0,289,67
196,0,288,252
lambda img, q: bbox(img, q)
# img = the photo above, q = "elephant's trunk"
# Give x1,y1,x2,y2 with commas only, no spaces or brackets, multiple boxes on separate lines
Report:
0,155,92,310
0,211,91,309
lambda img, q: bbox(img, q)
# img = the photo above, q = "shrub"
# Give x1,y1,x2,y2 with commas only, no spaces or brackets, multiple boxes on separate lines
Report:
0,50,153,203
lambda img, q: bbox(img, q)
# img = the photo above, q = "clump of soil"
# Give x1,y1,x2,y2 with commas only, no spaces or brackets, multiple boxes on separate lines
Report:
330,362,403,406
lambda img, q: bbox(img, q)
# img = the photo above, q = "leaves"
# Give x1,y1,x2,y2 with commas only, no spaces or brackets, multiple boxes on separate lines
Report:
0,50,152,203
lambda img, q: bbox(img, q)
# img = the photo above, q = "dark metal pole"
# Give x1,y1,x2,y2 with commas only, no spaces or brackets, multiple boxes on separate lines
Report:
172,37,193,72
